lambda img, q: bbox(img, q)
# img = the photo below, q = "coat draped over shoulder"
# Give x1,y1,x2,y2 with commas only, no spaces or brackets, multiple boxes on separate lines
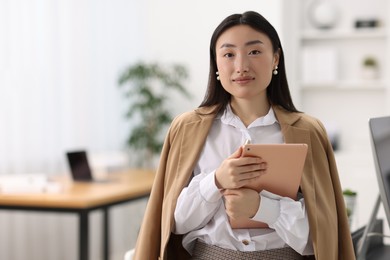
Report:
133,105,355,260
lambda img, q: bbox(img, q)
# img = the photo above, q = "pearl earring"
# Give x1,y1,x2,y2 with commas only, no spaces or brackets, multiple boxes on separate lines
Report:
216,71,220,81
273,66,278,75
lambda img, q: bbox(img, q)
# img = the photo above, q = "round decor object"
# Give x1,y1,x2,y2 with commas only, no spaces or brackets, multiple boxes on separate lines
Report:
308,1,339,29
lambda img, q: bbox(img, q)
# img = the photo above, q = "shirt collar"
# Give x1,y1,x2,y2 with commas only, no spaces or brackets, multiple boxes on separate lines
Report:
219,103,279,129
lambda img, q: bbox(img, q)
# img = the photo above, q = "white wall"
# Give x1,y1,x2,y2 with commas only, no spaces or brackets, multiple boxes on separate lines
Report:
0,0,146,176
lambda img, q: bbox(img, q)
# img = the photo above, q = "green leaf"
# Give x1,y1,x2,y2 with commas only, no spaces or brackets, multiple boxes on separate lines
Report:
118,61,192,158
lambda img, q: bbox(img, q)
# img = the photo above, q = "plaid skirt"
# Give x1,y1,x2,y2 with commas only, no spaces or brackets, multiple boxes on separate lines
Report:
191,240,305,260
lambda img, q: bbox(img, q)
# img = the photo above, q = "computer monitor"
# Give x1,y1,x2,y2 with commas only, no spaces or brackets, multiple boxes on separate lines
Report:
369,116,390,227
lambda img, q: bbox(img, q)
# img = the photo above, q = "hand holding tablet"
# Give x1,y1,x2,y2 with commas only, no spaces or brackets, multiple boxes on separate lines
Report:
228,143,308,229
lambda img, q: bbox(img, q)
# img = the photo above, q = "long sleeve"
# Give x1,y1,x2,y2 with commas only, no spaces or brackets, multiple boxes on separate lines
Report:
174,171,222,234
252,190,314,255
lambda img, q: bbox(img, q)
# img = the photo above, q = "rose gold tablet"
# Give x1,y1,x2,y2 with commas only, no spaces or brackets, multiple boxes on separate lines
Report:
229,143,308,229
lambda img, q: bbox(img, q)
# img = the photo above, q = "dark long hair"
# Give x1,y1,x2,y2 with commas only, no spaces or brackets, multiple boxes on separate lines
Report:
199,11,299,114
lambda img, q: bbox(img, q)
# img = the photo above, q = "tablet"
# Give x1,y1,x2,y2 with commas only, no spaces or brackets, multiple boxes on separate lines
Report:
228,143,308,229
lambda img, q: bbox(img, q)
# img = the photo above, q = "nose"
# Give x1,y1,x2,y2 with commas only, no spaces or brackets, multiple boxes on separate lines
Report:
235,54,249,74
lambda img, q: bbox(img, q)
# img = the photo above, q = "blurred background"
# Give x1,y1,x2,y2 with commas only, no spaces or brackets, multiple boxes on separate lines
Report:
0,0,389,259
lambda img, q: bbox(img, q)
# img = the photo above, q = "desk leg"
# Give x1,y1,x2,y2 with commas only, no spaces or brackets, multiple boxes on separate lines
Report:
103,207,109,260
79,210,89,260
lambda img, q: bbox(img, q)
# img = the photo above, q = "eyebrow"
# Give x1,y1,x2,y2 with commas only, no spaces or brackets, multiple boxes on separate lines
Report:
219,40,264,49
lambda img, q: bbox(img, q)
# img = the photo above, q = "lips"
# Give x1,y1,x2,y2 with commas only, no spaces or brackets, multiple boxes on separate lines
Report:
232,76,255,84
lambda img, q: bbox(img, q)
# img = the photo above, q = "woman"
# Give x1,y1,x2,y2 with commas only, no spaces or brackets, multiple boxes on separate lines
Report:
133,11,355,260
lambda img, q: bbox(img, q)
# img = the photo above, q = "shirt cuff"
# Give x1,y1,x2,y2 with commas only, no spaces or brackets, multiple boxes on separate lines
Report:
199,170,222,203
251,190,281,225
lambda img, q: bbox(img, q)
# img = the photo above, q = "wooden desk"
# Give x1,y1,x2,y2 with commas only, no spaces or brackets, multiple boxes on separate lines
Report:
0,169,155,260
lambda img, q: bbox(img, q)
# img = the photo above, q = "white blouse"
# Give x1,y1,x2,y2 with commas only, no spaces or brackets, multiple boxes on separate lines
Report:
173,105,314,255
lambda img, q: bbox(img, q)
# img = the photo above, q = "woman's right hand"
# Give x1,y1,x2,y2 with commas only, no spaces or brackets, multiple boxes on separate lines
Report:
215,146,267,189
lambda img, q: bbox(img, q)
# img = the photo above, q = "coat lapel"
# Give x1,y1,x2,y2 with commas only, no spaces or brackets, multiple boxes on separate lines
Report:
163,108,217,259
173,108,216,198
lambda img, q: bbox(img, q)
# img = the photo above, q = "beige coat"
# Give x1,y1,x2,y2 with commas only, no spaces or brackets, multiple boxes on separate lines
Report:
133,105,355,260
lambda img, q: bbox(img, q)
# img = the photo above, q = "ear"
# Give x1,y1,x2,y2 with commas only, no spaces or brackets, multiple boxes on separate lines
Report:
273,48,280,67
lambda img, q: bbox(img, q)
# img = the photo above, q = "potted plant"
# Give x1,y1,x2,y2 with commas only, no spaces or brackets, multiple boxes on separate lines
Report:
343,188,357,227
361,56,378,79
118,62,191,168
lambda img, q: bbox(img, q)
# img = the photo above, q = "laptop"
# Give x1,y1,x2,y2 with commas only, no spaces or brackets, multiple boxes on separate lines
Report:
66,150,111,183
369,116,390,227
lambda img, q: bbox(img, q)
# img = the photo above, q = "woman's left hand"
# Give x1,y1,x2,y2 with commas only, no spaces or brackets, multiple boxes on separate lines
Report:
222,188,260,219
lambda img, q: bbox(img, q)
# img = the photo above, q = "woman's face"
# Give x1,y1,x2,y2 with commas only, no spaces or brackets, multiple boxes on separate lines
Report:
215,25,279,101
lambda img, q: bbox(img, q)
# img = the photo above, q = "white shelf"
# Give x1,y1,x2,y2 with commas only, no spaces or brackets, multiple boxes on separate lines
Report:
300,80,387,90
301,28,387,41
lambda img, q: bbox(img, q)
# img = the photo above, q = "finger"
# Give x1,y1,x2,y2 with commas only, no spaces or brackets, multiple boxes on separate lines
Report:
228,146,243,159
241,170,266,180
240,156,267,165
222,189,239,196
238,174,262,185
238,162,267,175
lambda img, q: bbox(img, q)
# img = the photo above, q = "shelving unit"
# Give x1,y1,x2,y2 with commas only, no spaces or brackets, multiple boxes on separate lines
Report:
282,0,390,233
283,0,390,149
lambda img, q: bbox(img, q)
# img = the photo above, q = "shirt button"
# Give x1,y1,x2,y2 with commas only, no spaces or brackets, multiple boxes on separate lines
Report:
242,239,250,245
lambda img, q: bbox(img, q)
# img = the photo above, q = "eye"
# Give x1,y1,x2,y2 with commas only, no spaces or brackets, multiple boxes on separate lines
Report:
249,50,261,55
223,53,234,58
